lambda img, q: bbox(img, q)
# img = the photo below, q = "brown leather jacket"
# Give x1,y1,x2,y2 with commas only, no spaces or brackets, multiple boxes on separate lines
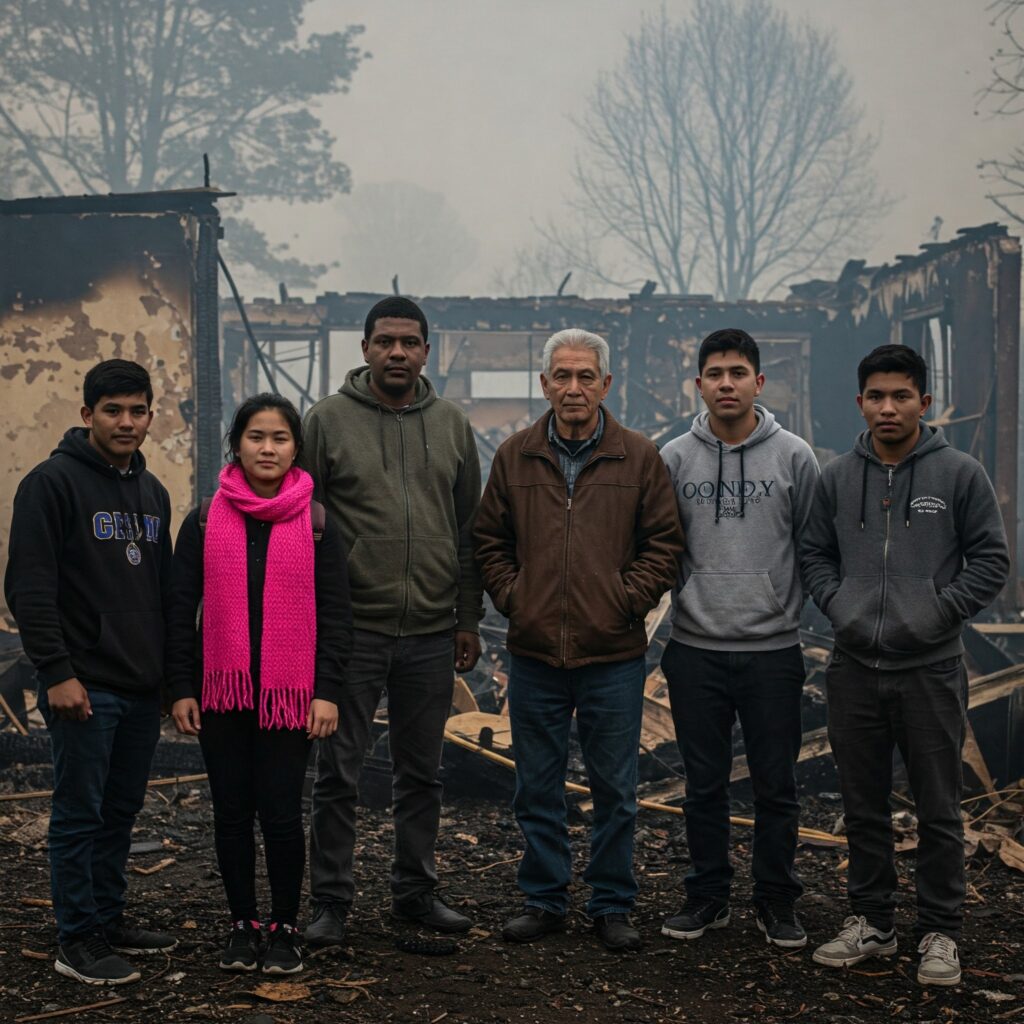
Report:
475,408,684,668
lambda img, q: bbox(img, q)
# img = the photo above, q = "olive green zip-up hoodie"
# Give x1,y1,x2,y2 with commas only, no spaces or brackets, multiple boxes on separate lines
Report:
301,367,484,636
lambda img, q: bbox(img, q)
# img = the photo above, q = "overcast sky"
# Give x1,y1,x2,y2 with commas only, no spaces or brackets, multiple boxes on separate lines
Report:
238,0,1011,299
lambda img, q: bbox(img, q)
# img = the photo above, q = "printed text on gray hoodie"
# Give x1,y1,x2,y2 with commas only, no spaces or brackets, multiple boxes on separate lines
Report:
660,406,820,651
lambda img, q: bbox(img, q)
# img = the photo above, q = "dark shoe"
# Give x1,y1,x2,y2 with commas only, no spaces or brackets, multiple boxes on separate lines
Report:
304,903,348,948
103,915,178,955
594,912,641,951
754,901,807,950
661,898,730,940
219,920,261,972
262,922,302,975
502,907,567,943
391,894,472,934
55,931,141,985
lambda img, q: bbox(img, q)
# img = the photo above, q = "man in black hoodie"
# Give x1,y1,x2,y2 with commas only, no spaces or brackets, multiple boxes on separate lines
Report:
801,345,1009,987
4,360,176,986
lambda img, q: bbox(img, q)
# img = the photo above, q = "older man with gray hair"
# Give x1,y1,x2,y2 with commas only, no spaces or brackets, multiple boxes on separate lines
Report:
475,329,683,951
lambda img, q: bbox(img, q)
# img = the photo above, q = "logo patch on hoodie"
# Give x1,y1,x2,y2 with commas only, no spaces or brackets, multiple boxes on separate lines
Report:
910,496,947,514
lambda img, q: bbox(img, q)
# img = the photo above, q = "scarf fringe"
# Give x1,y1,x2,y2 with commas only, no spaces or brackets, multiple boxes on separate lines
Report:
202,669,254,713
259,684,311,731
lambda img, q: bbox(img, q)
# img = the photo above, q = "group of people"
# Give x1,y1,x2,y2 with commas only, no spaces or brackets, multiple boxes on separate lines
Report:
4,296,1008,993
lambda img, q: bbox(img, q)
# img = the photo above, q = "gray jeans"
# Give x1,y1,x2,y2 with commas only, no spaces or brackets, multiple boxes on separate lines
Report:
309,628,455,909
826,651,968,940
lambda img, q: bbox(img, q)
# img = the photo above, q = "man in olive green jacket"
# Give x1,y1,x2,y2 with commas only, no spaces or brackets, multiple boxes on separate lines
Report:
301,297,483,944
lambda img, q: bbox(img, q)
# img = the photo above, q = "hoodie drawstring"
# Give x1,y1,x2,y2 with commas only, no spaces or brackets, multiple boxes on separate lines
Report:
858,452,916,529
377,406,388,472
739,446,746,519
377,405,430,471
714,442,747,522
420,412,430,469
715,441,723,524
905,457,916,527
859,455,869,529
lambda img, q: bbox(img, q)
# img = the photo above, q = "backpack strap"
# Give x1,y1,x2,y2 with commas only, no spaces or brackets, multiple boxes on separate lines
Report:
310,500,326,542
199,495,325,542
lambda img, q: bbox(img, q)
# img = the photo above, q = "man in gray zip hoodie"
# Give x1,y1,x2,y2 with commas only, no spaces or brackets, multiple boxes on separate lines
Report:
802,344,1009,987
660,329,820,950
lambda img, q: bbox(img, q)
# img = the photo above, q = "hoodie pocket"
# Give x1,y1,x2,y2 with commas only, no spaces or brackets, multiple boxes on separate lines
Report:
408,535,460,623
675,571,788,641
827,575,878,651
74,610,165,686
880,575,956,654
347,536,406,621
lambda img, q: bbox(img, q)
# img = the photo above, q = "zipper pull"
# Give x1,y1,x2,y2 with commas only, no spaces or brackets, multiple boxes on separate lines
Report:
567,496,572,511
887,466,893,487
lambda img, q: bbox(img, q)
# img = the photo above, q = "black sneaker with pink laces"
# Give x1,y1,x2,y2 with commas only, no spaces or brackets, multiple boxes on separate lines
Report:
219,920,261,972
262,922,302,975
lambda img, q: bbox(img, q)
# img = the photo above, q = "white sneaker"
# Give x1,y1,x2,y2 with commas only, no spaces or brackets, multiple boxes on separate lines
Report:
812,914,897,968
917,932,961,987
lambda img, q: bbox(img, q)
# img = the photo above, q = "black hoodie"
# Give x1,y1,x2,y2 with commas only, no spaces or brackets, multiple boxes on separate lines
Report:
4,427,172,694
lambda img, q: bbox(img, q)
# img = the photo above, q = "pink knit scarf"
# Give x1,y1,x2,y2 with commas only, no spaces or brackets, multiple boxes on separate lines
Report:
202,463,316,729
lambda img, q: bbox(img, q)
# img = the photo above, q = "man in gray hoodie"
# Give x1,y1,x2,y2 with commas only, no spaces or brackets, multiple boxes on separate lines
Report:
660,329,820,949
802,344,1009,987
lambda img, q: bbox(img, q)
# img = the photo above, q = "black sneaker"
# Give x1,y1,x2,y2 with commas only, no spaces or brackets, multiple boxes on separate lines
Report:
661,898,730,940
104,915,178,955
262,922,302,975
55,931,141,985
219,920,261,972
754,901,807,949
304,902,348,947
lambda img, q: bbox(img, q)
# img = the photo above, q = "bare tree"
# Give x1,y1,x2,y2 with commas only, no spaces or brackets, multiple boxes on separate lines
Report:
0,0,365,285
335,181,478,295
490,238,593,297
979,1,1024,225
552,0,887,300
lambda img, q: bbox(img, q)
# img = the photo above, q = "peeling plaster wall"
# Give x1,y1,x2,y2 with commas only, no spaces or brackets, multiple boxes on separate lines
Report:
1,212,197,618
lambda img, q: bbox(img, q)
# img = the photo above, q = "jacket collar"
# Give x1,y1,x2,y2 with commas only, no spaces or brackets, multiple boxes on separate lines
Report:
521,405,626,460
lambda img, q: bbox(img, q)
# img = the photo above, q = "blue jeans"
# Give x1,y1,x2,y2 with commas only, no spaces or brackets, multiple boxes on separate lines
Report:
508,654,645,918
38,685,161,942
661,641,805,905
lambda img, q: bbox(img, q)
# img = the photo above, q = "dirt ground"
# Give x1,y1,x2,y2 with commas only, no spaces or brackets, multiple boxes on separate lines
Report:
1,754,1023,1024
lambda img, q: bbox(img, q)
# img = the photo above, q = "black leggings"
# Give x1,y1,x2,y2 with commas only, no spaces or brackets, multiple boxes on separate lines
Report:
199,709,310,925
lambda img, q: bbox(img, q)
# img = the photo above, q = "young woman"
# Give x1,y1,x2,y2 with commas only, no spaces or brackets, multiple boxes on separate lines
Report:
166,394,351,974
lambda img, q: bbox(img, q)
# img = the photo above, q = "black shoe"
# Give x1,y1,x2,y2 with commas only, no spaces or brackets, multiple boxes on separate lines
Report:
103,915,178,955
661,898,730,940
304,903,348,948
219,920,261,972
594,913,641,951
391,894,472,933
55,931,141,985
754,901,807,949
502,907,567,943
262,922,302,975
